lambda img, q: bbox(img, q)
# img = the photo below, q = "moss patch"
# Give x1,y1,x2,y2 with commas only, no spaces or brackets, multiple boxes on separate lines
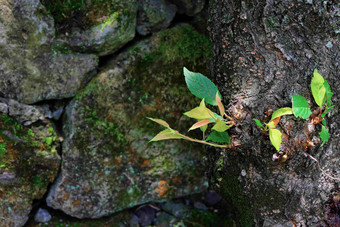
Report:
41,0,130,33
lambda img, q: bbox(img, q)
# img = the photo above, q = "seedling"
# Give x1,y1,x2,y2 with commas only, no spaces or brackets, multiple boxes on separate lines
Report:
253,107,293,152
148,67,235,148
293,69,333,146
253,69,333,152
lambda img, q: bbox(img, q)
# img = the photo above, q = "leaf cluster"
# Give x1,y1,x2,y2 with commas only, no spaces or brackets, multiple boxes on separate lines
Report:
148,68,234,148
253,69,333,151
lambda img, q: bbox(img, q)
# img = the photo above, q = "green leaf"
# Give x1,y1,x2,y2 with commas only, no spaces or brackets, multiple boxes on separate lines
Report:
271,107,293,120
212,120,232,132
311,69,326,107
184,99,215,120
188,120,212,131
319,125,330,146
269,128,282,152
184,67,221,106
323,80,333,106
267,121,276,129
322,119,327,126
321,105,334,118
147,117,170,128
206,131,231,144
150,129,183,142
292,95,311,119
253,118,264,128
200,124,208,133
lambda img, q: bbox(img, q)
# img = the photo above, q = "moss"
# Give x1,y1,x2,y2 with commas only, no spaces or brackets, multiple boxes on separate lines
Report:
82,107,127,146
32,174,48,188
141,25,212,68
41,0,128,33
218,176,254,227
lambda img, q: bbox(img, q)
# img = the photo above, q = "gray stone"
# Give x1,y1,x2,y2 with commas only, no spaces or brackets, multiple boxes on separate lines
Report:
0,0,98,104
55,0,138,56
8,99,52,126
46,24,211,219
0,114,60,227
137,0,177,35
34,208,51,223
169,0,205,16
0,103,8,114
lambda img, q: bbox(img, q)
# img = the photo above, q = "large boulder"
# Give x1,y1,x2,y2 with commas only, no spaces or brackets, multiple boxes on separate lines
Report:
209,0,339,226
136,0,177,36
0,114,60,227
45,0,138,56
47,24,212,219
0,0,98,104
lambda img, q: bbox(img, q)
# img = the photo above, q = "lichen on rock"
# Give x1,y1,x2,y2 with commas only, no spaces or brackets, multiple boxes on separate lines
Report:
0,114,60,227
0,0,98,104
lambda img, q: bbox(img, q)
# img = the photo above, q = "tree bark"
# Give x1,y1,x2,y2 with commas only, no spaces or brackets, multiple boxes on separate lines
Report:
208,0,339,226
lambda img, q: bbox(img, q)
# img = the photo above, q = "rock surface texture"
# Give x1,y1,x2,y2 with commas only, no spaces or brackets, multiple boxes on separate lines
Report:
0,114,60,227
170,0,205,16
137,0,177,36
209,0,339,226
0,0,98,104
53,0,138,56
46,24,212,219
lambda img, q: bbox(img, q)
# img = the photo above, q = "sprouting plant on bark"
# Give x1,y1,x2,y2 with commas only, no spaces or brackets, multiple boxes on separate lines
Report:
148,67,235,148
253,69,333,152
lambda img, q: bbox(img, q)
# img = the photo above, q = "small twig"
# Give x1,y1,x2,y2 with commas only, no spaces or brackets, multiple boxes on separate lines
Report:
303,151,340,181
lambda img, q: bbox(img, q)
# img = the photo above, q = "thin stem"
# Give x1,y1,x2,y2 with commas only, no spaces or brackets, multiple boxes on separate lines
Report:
179,133,230,148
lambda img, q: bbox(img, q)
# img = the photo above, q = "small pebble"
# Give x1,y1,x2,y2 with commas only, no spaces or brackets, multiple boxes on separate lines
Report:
34,208,51,223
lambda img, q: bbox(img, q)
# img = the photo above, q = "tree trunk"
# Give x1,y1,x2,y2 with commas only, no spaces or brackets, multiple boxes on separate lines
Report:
208,0,339,226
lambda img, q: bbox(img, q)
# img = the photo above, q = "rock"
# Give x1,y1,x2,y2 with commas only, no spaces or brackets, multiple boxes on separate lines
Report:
0,103,8,114
204,190,222,206
193,201,207,210
0,0,98,104
135,205,158,226
161,201,190,219
52,0,138,56
137,0,177,36
154,212,179,226
46,24,211,219
34,208,51,223
169,0,205,16
7,99,52,126
0,114,60,227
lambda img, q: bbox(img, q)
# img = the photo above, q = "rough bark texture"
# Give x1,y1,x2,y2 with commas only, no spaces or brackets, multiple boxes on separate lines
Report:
209,0,339,226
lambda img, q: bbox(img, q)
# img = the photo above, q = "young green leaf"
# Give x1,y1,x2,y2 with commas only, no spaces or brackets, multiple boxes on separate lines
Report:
321,105,335,118
271,107,293,120
150,129,183,142
322,119,327,126
292,95,311,119
267,121,276,129
184,99,215,120
212,120,232,132
200,124,208,133
188,120,212,131
215,92,225,116
206,131,231,144
269,128,282,152
311,69,326,107
147,117,170,128
319,125,330,146
184,67,221,106
323,80,333,106
253,118,264,128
